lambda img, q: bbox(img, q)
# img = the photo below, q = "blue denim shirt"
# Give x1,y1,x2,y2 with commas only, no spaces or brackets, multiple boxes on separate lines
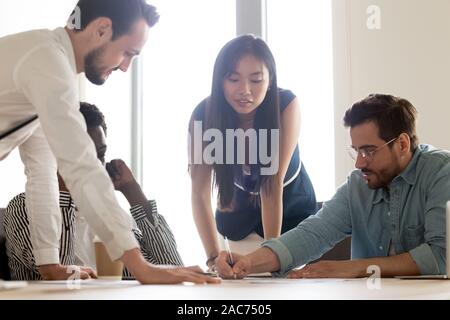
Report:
263,144,450,276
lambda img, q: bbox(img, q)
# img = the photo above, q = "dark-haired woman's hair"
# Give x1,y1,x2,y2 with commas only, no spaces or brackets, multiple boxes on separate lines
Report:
206,35,280,209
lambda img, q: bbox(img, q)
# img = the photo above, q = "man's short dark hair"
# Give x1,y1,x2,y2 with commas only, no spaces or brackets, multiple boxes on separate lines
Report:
343,94,418,151
79,102,107,136
70,0,160,40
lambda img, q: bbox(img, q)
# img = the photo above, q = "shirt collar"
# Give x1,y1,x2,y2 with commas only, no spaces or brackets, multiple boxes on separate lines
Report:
52,27,77,75
394,145,424,185
372,188,389,204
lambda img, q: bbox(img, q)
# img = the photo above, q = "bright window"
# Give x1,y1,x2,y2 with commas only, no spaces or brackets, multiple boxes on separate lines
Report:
266,0,335,201
142,0,236,266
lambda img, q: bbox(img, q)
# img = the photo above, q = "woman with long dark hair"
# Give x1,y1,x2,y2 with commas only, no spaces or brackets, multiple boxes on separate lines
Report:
189,35,317,270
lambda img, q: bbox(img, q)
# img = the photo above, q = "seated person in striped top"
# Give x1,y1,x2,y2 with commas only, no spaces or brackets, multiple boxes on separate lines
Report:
3,102,183,280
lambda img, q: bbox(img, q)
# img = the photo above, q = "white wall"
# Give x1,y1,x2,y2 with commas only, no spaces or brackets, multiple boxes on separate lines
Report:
267,0,335,201
332,0,450,186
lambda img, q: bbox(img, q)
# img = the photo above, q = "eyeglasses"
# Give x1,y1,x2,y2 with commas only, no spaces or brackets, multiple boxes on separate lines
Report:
348,137,398,162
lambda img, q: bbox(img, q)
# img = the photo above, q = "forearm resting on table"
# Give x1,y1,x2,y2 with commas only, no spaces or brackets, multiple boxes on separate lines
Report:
120,248,151,277
248,247,281,274
37,264,62,279
353,252,420,277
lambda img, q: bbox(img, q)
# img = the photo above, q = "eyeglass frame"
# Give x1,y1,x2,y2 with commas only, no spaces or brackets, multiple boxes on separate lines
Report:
348,136,398,162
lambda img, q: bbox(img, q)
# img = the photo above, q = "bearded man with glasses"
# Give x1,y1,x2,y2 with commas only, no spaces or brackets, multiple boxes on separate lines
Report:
214,94,450,280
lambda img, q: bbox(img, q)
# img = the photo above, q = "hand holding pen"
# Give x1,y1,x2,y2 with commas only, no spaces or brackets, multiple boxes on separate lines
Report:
219,237,237,279
215,249,253,279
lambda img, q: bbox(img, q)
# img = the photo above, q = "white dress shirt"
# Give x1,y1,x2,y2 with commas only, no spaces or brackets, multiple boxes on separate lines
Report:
0,28,139,266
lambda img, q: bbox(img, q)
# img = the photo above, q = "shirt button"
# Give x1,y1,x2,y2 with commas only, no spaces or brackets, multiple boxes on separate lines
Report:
387,212,391,216
379,246,383,250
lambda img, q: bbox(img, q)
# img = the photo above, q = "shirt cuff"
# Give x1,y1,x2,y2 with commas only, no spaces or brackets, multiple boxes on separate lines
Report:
261,238,295,277
103,231,140,262
409,243,441,275
34,248,60,266
130,205,146,221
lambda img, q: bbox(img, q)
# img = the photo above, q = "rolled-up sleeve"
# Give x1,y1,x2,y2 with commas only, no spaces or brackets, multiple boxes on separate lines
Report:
409,166,450,275
14,45,138,262
263,181,352,276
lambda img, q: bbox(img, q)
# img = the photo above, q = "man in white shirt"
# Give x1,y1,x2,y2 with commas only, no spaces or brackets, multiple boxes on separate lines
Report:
4,102,184,280
0,0,218,284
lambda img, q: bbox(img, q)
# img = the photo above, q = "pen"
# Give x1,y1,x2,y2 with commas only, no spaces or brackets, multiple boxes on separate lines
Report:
224,236,234,266
200,271,219,276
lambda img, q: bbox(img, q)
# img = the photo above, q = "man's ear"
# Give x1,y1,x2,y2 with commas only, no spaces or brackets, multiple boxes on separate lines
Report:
90,17,113,41
398,133,411,154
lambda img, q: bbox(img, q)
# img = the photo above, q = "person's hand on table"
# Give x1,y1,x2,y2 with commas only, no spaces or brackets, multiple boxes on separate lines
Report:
38,264,97,280
137,264,222,284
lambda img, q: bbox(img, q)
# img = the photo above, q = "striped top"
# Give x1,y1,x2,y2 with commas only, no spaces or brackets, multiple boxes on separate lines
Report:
3,191,183,280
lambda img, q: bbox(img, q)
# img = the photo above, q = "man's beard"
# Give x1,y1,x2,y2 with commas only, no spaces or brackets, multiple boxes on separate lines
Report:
362,166,399,189
84,44,108,86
